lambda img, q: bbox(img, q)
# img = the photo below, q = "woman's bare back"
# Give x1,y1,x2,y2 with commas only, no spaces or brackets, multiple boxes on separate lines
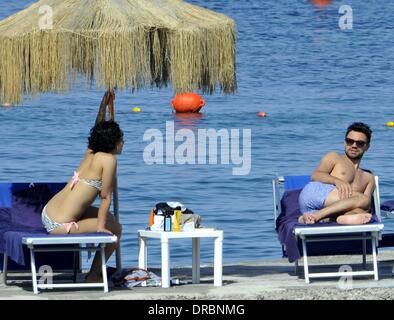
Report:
46,150,112,223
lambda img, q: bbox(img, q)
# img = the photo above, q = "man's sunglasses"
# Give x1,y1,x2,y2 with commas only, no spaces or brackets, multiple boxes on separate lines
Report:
344,138,367,148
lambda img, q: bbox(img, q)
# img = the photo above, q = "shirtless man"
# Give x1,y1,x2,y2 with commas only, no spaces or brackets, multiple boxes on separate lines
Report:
298,122,374,225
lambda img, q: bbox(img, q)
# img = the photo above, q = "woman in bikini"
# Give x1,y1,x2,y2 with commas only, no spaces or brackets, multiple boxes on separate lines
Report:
42,120,124,282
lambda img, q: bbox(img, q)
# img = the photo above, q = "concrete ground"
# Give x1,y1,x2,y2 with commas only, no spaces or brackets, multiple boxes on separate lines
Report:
2,251,394,300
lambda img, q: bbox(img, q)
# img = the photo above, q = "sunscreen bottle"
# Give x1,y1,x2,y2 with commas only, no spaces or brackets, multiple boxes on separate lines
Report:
164,212,172,232
173,210,182,232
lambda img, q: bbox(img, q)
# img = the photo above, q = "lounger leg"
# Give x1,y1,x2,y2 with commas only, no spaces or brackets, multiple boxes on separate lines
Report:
29,246,39,294
192,238,200,284
73,245,79,283
301,238,310,284
161,236,170,288
100,244,109,293
362,233,367,269
372,234,378,281
3,254,8,285
138,236,147,270
294,259,299,276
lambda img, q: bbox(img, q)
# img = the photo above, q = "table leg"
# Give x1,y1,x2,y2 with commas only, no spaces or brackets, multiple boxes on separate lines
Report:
138,236,147,270
192,238,200,284
161,237,170,288
214,235,223,287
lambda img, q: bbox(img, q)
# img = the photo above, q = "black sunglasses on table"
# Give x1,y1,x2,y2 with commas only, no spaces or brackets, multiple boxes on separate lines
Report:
344,138,367,148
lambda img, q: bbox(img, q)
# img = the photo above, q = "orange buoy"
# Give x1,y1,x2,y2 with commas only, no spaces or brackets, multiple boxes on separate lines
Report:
310,0,331,8
258,112,266,118
171,93,205,113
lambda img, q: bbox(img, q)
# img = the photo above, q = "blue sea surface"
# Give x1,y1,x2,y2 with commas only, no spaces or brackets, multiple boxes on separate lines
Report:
1,0,394,269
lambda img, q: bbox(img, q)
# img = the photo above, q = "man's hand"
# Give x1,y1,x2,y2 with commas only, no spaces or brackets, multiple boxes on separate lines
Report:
335,179,353,199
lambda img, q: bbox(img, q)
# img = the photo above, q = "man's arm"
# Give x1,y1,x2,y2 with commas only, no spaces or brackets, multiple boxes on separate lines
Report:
360,174,375,211
311,152,338,184
311,152,353,199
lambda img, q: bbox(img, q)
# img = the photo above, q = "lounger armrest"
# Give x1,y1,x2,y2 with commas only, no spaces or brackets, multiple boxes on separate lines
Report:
22,235,118,245
294,224,384,236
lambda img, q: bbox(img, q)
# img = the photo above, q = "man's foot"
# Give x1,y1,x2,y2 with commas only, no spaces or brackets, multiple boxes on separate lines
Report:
298,213,317,224
336,213,372,225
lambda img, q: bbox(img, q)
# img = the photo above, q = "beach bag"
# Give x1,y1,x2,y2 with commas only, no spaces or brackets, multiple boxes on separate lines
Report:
154,202,194,216
149,202,202,231
110,268,161,288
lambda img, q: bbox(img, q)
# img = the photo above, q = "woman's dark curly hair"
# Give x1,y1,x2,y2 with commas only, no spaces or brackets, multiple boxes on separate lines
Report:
88,120,124,153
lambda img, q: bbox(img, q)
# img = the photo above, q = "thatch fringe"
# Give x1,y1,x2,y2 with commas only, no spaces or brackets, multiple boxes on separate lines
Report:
0,0,236,104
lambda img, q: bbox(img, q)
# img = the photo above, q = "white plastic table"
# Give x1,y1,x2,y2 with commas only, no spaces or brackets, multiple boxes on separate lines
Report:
138,229,223,288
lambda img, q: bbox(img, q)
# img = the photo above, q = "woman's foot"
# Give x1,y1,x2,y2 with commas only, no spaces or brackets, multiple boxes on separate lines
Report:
336,213,372,225
85,271,102,283
298,212,317,224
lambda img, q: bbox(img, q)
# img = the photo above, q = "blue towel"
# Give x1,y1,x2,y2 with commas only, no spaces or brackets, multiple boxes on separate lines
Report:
0,183,12,208
381,200,394,212
0,183,65,267
284,176,310,191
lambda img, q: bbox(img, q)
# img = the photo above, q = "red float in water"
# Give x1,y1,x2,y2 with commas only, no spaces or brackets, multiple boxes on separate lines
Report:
171,93,205,113
310,0,331,8
258,112,266,118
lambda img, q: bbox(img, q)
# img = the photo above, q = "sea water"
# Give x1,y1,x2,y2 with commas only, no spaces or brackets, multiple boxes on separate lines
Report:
1,1,394,268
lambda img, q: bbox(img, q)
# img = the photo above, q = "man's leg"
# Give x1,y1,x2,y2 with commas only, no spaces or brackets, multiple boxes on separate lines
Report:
313,195,370,223
336,208,372,225
299,192,371,224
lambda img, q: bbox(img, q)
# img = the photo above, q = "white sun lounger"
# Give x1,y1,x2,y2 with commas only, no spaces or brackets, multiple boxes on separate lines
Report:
273,175,384,283
3,234,117,294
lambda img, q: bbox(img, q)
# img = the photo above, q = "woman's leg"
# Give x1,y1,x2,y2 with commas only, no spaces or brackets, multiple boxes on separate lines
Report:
50,206,122,281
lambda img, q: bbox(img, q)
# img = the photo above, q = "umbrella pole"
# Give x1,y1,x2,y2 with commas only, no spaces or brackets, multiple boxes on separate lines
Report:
97,89,122,271
112,174,121,271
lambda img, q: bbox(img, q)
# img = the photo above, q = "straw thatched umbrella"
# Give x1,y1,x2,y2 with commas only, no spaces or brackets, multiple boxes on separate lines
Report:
0,0,237,269
0,0,236,105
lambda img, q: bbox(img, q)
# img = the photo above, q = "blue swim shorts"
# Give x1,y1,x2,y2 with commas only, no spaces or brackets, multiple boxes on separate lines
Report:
298,181,335,213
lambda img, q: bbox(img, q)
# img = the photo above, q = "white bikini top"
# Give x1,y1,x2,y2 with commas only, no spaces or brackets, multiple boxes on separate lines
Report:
70,171,102,191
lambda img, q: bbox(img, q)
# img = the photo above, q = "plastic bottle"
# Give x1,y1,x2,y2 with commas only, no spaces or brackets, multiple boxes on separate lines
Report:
164,212,172,232
149,208,155,227
173,209,182,232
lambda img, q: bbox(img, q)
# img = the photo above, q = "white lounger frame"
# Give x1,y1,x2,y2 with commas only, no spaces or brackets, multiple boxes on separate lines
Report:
3,235,117,294
272,175,384,283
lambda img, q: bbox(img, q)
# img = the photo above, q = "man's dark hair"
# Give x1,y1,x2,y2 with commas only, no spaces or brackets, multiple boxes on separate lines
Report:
88,120,123,153
346,122,372,143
